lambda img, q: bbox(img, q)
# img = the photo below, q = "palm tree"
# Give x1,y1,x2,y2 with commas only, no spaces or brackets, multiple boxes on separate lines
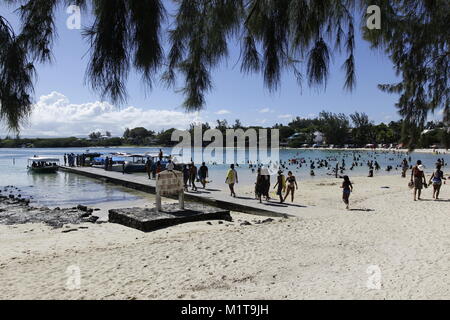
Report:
0,0,448,149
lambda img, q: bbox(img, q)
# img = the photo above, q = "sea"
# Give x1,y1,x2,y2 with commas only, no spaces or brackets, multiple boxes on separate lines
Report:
0,147,448,207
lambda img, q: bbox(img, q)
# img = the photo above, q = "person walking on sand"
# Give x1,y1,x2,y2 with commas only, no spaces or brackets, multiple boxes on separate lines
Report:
429,164,446,200
411,160,427,201
198,162,209,189
341,175,353,210
284,171,298,203
273,170,286,203
189,162,198,191
261,167,271,201
255,168,264,203
225,164,238,197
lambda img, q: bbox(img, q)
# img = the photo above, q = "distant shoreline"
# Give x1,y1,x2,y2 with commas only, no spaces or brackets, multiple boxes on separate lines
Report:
1,145,447,155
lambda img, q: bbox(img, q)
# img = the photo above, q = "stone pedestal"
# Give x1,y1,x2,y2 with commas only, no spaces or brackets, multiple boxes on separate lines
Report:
109,203,232,232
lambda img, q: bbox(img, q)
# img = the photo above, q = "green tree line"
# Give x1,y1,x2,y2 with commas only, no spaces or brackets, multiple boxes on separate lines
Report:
1,111,448,149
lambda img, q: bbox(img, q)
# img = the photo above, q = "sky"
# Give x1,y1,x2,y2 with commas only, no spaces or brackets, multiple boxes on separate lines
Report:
0,2,407,138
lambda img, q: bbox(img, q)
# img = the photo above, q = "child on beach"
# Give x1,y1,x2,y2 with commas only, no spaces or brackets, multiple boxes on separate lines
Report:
341,176,353,210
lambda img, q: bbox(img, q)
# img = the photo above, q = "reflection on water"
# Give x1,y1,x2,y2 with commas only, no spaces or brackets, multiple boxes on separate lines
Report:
0,147,448,206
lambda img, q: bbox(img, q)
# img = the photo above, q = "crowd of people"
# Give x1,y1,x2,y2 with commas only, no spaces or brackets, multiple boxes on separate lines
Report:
64,148,448,210
224,154,448,210
63,153,93,167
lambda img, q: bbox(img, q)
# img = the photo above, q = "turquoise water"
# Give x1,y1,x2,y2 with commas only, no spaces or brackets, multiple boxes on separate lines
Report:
1,147,448,207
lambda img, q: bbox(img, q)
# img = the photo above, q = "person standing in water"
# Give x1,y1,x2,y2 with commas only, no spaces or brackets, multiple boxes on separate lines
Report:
401,158,409,178
284,171,298,203
411,160,427,201
225,164,238,197
429,164,446,200
341,175,353,210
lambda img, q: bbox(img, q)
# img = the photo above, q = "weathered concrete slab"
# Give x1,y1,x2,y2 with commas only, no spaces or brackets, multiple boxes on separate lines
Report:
109,203,232,232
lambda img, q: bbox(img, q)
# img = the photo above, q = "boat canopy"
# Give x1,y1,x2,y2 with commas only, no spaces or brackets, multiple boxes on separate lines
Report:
28,157,60,162
94,156,124,162
126,154,148,158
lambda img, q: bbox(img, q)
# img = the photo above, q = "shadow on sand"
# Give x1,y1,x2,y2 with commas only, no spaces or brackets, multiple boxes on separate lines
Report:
350,208,375,212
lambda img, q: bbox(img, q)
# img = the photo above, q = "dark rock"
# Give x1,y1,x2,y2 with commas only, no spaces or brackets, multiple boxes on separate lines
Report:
261,218,274,224
0,197,102,228
82,216,99,223
240,221,252,226
77,205,88,212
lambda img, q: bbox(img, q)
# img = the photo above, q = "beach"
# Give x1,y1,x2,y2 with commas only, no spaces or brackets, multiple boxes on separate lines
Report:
1,172,449,300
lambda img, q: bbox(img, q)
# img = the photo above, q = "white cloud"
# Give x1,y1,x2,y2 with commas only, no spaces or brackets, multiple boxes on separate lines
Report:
259,108,272,113
215,109,231,115
257,119,268,125
2,92,203,137
278,114,293,119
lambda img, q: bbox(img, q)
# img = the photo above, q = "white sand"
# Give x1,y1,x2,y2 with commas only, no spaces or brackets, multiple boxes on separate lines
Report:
0,173,449,300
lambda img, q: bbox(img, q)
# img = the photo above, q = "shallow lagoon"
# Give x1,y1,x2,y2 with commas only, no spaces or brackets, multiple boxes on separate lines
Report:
0,147,448,207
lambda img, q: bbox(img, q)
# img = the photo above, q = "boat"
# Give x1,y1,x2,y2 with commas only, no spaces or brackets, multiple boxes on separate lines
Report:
27,157,60,173
122,154,148,173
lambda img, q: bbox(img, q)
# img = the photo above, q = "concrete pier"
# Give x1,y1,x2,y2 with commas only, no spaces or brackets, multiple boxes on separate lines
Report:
59,166,305,218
